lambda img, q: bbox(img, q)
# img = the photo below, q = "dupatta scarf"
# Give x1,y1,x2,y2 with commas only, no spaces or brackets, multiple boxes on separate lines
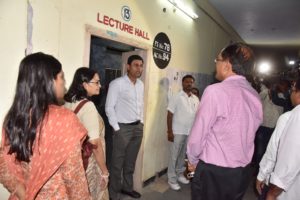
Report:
0,105,89,200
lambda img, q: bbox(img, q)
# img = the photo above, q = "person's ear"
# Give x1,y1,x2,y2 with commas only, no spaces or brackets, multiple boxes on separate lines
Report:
296,91,300,100
224,61,233,74
225,60,233,74
126,64,130,71
82,82,88,90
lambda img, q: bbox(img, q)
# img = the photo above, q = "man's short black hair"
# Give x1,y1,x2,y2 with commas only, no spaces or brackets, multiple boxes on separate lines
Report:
182,74,195,82
127,55,143,65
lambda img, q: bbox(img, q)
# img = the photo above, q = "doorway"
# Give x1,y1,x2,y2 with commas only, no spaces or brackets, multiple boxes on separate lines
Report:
85,28,150,192
89,35,144,169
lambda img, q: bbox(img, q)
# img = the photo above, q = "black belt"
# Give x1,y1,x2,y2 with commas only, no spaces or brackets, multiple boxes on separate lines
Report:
120,120,140,126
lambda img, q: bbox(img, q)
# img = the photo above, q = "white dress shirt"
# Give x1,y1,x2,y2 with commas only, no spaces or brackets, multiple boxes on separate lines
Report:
257,111,291,183
168,90,199,135
269,105,300,200
105,75,144,131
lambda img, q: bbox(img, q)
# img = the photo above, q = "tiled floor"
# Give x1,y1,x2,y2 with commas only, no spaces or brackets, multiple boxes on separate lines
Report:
122,174,258,200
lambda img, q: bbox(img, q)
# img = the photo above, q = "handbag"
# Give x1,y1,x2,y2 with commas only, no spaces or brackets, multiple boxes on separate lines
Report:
74,99,97,170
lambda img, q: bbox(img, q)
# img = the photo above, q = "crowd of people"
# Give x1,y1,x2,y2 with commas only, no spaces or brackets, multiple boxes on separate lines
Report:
168,42,299,200
0,42,299,200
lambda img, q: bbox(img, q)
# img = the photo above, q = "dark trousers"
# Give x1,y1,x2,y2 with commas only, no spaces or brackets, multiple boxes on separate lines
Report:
109,123,143,199
253,126,274,168
191,160,252,200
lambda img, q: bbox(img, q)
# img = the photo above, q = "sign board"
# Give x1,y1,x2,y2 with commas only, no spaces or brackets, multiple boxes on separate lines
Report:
153,32,171,69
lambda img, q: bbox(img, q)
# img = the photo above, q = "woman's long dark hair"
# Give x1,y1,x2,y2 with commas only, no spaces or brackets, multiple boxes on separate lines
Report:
64,67,97,102
3,52,62,162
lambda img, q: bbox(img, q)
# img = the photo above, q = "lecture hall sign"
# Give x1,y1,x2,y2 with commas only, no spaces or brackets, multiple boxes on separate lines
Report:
153,32,171,69
97,6,150,40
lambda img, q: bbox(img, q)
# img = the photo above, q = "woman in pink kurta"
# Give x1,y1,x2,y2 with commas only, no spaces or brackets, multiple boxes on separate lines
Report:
0,53,91,200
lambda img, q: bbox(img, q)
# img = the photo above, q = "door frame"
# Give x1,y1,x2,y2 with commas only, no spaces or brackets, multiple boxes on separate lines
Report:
83,24,151,192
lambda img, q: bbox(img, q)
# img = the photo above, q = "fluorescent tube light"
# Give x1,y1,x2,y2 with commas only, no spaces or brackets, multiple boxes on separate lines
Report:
167,0,199,19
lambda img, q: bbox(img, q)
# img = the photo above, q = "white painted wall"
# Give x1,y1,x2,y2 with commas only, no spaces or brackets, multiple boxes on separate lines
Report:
0,0,242,197
0,1,27,197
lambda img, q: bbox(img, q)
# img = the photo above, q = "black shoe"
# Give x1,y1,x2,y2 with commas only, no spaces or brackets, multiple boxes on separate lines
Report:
121,190,141,198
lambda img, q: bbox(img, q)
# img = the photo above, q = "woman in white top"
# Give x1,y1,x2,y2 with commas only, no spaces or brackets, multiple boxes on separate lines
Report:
64,67,109,200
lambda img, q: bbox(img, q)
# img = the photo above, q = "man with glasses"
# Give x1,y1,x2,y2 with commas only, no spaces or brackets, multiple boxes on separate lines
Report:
187,43,263,200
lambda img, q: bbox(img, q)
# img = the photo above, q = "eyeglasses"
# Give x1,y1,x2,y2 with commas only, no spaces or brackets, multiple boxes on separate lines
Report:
88,80,101,86
214,58,224,63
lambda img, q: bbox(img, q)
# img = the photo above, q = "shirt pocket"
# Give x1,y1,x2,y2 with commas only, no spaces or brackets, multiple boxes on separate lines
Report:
120,88,135,101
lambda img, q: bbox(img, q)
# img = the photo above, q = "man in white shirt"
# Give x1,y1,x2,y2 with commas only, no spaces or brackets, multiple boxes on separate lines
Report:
167,75,199,190
256,111,291,199
257,80,300,200
105,55,144,200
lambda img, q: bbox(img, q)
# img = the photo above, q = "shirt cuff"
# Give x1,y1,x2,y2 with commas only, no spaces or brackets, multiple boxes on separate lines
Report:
190,160,199,166
270,172,287,191
187,155,199,166
112,124,120,132
257,171,267,182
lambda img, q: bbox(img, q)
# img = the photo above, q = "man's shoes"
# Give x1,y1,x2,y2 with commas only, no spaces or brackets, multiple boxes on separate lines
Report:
178,175,190,184
121,190,141,198
168,182,181,190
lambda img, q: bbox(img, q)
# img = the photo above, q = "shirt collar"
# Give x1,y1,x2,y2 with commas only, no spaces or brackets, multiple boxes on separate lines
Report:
125,74,131,82
180,90,192,98
124,74,140,85
223,75,245,82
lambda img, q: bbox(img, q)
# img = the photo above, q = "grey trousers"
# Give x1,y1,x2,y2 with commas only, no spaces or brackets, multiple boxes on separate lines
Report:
109,123,143,199
167,134,188,184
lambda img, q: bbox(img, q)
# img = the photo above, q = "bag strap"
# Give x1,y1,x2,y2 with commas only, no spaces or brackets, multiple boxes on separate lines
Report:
74,99,89,114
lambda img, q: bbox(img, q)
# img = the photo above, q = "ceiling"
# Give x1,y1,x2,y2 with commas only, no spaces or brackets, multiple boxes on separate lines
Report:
197,0,300,74
206,0,300,46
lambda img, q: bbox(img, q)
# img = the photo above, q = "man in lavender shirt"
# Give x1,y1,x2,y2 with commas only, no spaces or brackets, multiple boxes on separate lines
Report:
187,43,263,200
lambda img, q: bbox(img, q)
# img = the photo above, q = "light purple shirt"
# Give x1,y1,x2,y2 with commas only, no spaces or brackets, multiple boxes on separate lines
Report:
187,75,263,168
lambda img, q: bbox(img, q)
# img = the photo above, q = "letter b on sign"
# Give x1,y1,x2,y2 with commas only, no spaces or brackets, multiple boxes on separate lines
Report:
121,6,131,22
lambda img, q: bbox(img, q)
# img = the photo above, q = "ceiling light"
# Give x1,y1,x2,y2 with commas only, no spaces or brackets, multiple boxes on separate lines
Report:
257,61,271,74
167,0,199,19
289,60,295,65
